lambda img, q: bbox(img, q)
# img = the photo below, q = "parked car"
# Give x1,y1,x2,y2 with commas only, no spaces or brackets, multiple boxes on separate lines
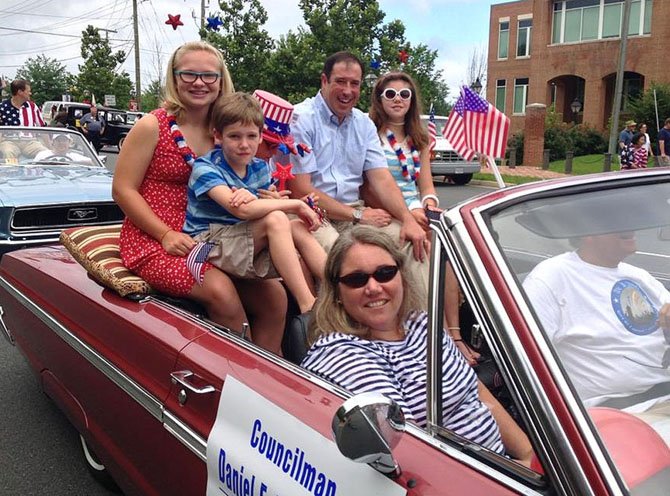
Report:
41,101,134,150
421,114,481,185
0,169,668,494
0,126,123,254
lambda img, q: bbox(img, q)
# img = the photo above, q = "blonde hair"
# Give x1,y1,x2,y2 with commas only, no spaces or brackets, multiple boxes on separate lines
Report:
369,72,430,150
211,92,263,133
309,226,425,345
163,41,234,118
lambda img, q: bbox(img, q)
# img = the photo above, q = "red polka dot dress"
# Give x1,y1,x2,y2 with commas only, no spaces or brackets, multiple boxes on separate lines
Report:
119,108,213,296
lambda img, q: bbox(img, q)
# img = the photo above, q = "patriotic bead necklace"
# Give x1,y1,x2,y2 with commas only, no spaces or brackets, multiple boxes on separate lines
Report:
168,115,196,167
386,129,420,182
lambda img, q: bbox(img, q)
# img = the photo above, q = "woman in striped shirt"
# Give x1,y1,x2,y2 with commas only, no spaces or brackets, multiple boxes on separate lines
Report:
301,226,532,465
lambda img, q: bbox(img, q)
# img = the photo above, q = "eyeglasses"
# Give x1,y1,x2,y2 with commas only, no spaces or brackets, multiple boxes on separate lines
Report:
337,265,399,288
381,88,412,101
173,71,221,84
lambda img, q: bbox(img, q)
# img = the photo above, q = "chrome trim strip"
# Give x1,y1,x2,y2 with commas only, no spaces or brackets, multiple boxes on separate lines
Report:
0,237,60,245
0,275,163,421
0,305,14,344
163,410,207,462
466,197,627,494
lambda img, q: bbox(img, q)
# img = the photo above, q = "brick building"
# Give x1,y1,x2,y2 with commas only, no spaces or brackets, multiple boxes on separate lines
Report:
488,0,669,135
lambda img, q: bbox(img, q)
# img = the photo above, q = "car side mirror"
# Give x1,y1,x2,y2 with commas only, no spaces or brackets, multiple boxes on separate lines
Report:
331,392,405,477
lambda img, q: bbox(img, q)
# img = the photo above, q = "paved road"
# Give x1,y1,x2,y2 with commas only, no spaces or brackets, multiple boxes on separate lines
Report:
0,156,490,495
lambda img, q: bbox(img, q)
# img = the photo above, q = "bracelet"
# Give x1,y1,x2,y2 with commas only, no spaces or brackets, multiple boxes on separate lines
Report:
159,228,173,243
421,194,440,208
447,326,461,330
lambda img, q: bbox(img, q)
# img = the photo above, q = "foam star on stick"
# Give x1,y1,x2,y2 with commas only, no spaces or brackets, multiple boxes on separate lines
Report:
398,49,409,64
271,162,295,191
165,14,184,30
206,16,223,31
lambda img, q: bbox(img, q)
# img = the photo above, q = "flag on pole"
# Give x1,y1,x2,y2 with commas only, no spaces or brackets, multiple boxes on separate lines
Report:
186,241,215,285
427,103,437,152
442,85,510,160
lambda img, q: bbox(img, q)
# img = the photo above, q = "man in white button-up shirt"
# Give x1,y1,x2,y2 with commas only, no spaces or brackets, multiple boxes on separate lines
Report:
289,51,428,291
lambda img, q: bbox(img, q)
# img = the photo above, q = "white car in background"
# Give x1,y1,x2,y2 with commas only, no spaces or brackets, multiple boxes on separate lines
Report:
421,114,481,185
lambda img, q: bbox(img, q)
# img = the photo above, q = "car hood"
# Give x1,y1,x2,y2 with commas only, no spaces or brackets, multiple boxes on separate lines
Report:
0,165,114,207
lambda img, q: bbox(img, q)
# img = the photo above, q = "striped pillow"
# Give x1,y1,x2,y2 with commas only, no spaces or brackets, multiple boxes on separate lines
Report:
60,224,152,298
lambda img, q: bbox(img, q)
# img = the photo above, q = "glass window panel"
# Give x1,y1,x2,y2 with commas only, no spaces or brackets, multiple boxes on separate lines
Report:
565,9,582,42
495,81,506,113
629,1,641,35
603,3,622,38
644,0,652,33
582,6,599,40
517,28,529,57
552,10,563,43
498,25,509,59
567,0,599,7
513,79,528,114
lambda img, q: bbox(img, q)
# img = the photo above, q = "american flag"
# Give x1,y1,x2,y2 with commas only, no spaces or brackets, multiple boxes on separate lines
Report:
442,85,510,160
427,104,437,151
186,242,215,285
20,101,45,127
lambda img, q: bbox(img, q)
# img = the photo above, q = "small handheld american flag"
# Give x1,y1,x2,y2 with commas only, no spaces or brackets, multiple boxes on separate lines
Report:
186,242,215,285
427,104,437,152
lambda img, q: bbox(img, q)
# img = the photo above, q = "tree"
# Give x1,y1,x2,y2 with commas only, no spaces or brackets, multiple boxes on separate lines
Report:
141,80,162,112
15,55,72,106
75,26,133,109
628,83,670,150
202,0,275,92
465,46,487,94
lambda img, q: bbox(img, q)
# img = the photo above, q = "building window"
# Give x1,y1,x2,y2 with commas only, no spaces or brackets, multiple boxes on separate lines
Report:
498,20,509,59
552,0,652,44
517,18,532,57
513,78,529,115
495,80,506,112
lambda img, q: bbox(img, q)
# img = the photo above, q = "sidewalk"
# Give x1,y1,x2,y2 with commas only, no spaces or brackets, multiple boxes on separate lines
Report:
485,165,568,179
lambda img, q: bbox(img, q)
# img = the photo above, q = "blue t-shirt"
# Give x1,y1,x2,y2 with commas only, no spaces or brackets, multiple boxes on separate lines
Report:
184,147,271,235
659,128,670,155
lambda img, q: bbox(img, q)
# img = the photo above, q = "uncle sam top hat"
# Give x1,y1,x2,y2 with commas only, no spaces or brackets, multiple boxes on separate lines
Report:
252,89,310,156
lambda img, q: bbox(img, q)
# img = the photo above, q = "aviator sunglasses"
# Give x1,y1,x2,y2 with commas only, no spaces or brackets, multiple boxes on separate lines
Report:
337,265,399,288
173,70,221,84
381,88,412,101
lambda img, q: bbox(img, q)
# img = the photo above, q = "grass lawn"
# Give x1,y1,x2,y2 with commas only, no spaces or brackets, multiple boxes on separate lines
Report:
473,154,614,185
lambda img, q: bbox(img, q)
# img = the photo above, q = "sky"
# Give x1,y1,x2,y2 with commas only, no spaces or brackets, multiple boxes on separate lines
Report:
0,0,491,103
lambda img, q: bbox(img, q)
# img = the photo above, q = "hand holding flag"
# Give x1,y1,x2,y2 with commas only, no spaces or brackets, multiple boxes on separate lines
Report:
427,104,437,152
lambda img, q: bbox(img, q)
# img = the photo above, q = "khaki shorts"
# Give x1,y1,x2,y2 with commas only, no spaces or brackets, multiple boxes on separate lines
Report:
194,222,279,280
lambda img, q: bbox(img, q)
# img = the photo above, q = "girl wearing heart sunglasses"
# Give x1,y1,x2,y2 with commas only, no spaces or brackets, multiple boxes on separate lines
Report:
301,227,532,466
364,72,480,365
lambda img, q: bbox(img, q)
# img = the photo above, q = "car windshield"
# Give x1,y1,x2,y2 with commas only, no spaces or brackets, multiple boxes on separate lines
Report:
487,178,670,479
0,128,99,167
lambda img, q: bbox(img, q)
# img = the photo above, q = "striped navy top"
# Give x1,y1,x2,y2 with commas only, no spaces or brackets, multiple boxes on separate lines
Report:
301,311,504,454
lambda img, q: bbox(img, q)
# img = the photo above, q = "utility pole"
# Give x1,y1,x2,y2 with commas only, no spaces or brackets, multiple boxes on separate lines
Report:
133,0,142,110
608,0,632,156
96,27,117,40
201,0,207,31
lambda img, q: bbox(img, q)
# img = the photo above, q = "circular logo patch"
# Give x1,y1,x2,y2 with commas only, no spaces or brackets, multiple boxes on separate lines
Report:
611,279,659,335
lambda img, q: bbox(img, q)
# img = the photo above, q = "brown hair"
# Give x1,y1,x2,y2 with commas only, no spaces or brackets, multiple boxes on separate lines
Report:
163,41,234,118
369,72,429,150
10,79,30,96
210,92,264,133
309,226,425,345
322,51,365,82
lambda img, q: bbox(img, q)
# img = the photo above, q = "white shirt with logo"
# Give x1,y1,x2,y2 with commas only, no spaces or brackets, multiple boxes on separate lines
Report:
523,251,670,406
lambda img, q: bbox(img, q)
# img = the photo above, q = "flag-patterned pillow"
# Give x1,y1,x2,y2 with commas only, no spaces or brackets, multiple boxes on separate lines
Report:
60,225,152,298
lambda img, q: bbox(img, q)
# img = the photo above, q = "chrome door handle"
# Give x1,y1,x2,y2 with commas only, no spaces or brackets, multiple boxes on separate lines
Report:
170,370,215,394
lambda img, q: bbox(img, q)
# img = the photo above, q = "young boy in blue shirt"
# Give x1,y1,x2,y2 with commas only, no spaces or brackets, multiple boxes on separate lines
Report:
184,92,325,315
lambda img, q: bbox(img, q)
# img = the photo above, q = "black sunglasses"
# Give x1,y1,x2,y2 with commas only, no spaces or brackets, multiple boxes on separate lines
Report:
381,88,412,101
337,265,399,288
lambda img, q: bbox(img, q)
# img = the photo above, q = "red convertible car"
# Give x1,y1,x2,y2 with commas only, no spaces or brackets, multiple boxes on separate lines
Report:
1,168,669,495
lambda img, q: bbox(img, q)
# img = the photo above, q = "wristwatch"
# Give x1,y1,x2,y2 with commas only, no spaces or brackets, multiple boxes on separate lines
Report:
352,208,364,224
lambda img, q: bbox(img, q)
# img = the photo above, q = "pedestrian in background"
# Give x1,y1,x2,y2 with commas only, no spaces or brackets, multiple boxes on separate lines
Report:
658,118,670,167
80,105,105,152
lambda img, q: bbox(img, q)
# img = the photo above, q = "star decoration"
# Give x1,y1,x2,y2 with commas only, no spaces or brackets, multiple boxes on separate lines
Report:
206,15,223,31
398,50,409,64
165,14,184,31
271,162,295,191
370,59,381,70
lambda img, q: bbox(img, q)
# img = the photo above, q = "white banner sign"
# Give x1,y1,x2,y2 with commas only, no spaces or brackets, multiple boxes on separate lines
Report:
206,376,406,496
